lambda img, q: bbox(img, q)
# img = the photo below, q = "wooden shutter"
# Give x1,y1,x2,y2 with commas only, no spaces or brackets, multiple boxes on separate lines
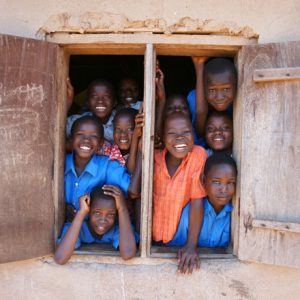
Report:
236,41,300,268
0,34,62,263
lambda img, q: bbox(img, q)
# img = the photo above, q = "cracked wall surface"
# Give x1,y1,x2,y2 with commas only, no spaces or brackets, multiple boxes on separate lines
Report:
0,0,300,43
36,12,258,39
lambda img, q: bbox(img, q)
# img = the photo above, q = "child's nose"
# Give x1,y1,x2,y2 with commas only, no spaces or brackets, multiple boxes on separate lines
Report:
217,90,225,99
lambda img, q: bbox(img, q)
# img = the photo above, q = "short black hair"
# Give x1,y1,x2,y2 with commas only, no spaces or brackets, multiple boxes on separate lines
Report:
204,152,237,176
70,115,104,138
163,111,193,132
204,58,237,84
90,185,116,207
113,107,138,126
87,79,116,99
166,94,188,105
206,110,233,123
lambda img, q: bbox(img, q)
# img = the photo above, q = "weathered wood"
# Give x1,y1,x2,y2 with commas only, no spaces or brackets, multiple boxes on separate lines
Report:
237,41,300,268
47,33,257,57
53,49,69,242
252,219,300,233
0,34,58,263
150,246,234,259
253,67,300,82
140,44,156,258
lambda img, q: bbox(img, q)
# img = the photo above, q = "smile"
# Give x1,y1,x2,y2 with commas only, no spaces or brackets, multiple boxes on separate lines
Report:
119,139,129,143
96,106,106,111
79,145,91,151
173,144,187,152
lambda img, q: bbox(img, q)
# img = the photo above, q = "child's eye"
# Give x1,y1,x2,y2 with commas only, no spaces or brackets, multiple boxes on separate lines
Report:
107,214,115,218
206,126,215,133
223,88,231,92
221,126,231,132
209,89,215,94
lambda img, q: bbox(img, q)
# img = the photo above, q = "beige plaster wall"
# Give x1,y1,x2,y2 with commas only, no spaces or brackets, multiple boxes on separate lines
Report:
1,256,300,300
0,0,300,43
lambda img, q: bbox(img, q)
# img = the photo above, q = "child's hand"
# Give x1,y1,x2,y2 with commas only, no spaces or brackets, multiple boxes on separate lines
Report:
177,244,200,275
65,204,77,222
155,68,165,102
66,77,74,111
133,107,144,139
78,194,90,215
191,57,208,70
102,185,126,211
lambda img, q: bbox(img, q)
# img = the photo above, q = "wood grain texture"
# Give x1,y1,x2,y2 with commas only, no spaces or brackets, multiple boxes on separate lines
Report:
237,41,300,268
253,67,300,82
0,34,58,263
140,44,156,257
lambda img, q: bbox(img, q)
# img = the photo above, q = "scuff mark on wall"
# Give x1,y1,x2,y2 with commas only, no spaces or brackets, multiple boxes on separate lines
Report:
37,12,258,39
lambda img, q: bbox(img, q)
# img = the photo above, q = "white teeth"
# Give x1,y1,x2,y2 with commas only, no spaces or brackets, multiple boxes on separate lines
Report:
213,137,223,141
96,106,106,111
126,97,133,101
174,144,187,148
98,226,105,231
120,139,128,143
80,145,91,151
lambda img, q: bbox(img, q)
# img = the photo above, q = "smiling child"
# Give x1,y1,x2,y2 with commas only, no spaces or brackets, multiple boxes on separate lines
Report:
55,185,138,264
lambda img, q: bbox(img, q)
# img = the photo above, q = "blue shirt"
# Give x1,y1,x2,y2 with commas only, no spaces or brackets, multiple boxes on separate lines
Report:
58,221,121,249
186,89,206,147
65,153,131,210
198,197,233,247
58,221,140,250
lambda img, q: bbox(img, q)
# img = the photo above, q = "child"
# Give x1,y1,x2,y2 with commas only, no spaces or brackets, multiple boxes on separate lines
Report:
108,107,144,174
66,79,117,144
205,111,233,156
55,185,138,264
168,152,237,248
152,112,207,274
65,115,135,219
187,57,237,139
118,77,143,110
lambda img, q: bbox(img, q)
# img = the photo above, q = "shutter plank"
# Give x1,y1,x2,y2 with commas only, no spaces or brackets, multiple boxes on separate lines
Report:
0,34,59,263
237,41,300,268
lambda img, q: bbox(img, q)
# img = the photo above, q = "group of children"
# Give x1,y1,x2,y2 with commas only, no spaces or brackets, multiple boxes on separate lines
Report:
55,57,238,275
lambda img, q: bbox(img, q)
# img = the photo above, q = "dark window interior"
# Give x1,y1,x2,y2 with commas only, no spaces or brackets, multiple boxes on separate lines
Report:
68,55,195,115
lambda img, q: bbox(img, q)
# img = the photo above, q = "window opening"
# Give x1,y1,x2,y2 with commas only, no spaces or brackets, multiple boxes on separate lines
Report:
63,54,144,257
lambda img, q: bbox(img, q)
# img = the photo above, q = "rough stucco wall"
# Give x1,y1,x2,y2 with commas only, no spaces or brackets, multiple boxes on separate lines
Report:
1,257,300,299
0,0,300,43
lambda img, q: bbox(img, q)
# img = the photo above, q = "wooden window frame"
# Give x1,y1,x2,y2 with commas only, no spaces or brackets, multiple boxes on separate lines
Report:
48,33,257,259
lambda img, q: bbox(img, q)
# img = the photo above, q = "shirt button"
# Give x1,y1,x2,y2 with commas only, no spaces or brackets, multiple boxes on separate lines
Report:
75,183,79,187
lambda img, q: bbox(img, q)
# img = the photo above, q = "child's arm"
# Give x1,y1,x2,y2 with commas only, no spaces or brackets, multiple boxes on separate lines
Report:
126,109,144,174
66,77,74,112
155,63,166,143
178,198,203,274
54,195,90,265
102,185,137,260
192,57,208,137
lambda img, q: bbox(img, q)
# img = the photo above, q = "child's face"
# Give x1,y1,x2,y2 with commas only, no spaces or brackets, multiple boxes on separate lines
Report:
205,115,233,152
89,198,117,237
88,83,115,122
72,120,103,159
204,164,236,212
164,115,194,160
113,114,135,151
205,71,235,111
165,97,190,118
118,79,139,105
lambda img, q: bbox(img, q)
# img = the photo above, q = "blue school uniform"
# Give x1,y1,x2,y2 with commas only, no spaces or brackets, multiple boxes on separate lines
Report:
65,153,130,211
58,222,119,249
58,221,139,249
167,198,233,247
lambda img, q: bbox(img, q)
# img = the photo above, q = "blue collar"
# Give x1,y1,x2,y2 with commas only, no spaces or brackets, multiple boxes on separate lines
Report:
204,197,233,218
65,153,98,177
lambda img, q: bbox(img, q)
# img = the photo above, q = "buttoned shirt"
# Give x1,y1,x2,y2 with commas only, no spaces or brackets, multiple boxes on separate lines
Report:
64,153,130,210
199,197,233,247
152,146,207,243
